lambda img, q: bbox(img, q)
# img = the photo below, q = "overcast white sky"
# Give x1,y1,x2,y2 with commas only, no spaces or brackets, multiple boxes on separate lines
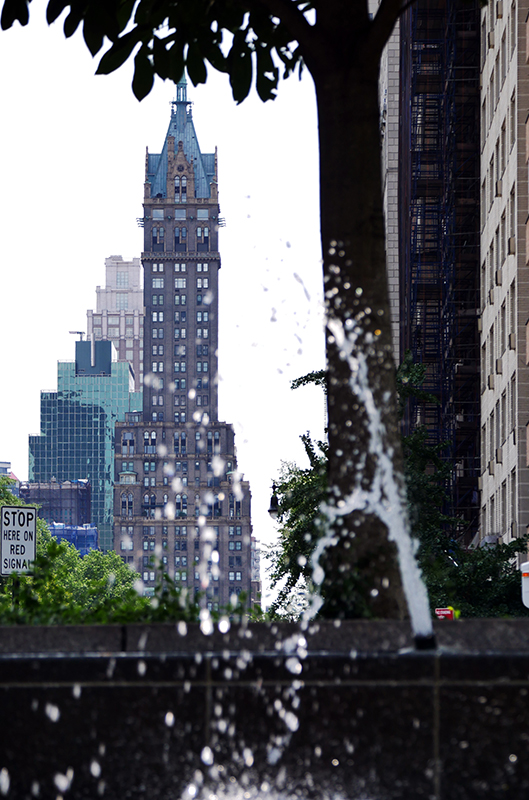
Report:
0,10,325,602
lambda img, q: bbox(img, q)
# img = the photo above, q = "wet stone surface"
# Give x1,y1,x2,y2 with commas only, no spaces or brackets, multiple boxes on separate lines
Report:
0,620,529,798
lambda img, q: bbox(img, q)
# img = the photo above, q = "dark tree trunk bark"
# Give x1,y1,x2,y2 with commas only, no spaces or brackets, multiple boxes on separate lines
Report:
310,49,409,619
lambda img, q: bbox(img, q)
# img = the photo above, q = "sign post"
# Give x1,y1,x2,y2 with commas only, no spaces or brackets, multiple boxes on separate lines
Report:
435,607,455,621
1,506,36,576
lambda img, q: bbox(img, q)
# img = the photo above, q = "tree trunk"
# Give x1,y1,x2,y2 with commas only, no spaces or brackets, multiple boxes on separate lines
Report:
311,57,409,619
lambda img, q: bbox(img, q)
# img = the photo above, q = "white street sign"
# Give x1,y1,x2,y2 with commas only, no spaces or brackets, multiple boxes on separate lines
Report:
1,506,36,575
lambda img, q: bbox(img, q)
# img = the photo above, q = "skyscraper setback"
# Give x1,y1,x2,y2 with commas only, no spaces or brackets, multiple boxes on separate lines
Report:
113,81,253,606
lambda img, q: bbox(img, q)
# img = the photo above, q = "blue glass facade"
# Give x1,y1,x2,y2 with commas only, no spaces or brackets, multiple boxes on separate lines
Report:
29,341,142,551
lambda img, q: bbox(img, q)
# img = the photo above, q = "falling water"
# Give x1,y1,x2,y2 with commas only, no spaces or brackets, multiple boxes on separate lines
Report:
311,315,433,639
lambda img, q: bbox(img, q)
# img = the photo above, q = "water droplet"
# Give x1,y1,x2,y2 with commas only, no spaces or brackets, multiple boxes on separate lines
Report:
284,711,299,731
0,769,10,795
332,758,340,766
459,741,469,749
285,657,302,675
165,712,175,727
243,748,254,767
218,618,230,634
54,770,73,792
267,747,282,765
90,760,101,778
30,780,39,796
509,754,518,763
137,660,147,676
45,703,60,722
201,746,214,766
177,621,187,636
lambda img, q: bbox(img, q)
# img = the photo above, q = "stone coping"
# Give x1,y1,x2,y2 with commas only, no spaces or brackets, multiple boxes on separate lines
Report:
0,618,529,655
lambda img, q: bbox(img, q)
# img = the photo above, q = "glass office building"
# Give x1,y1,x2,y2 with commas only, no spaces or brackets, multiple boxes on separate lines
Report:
29,340,142,550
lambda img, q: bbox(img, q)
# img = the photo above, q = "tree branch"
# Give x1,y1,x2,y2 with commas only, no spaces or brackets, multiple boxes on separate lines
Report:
367,0,408,60
249,0,327,70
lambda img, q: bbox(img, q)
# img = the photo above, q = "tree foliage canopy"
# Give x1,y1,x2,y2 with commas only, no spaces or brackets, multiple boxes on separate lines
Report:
0,478,201,624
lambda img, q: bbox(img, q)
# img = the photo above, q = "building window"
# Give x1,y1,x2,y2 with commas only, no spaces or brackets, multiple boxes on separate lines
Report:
196,227,209,251
121,493,133,517
152,226,165,250
175,176,187,203
153,263,164,272
175,277,187,290
152,277,164,289
116,294,128,310
174,294,187,305
122,432,135,455
153,209,164,220
197,210,209,220
116,271,129,288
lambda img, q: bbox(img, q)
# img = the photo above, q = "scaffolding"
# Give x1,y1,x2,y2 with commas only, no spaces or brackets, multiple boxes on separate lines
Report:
400,0,480,542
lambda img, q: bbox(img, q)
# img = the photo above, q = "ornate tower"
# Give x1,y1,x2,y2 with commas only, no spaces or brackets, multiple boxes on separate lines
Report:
114,81,253,608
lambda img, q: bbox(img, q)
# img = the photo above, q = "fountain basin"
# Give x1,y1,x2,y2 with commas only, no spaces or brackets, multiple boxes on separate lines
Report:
0,619,528,799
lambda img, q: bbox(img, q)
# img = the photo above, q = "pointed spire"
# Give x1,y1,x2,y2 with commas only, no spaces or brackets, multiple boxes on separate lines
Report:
175,74,187,104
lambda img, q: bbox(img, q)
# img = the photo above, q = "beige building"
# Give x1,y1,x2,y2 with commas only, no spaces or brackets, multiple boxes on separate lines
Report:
86,255,144,391
480,0,528,545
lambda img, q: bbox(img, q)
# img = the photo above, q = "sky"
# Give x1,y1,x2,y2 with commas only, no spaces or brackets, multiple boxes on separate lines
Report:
0,10,325,603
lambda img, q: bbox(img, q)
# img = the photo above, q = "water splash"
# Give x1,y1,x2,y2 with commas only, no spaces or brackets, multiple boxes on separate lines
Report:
312,317,433,638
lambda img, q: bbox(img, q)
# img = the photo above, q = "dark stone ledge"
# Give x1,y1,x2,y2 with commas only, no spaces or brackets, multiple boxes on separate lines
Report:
0,620,528,799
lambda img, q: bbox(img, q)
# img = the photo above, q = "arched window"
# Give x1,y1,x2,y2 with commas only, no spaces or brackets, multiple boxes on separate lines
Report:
182,494,188,516
175,494,182,516
207,431,213,454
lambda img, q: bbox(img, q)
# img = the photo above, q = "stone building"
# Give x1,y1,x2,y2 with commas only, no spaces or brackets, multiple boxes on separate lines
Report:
113,80,253,607
86,255,144,392
479,0,528,545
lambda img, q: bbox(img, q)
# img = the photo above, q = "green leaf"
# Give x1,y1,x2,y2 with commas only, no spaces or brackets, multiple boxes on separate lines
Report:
256,48,278,102
1,0,30,29
167,41,185,85
45,0,66,25
63,5,83,38
186,40,207,86
96,31,139,76
153,36,171,81
227,32,253,104
82,16,103,56
132,47,154,101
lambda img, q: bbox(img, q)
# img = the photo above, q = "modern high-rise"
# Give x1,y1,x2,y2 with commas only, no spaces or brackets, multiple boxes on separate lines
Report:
113,81,253,607
30,340,142,550
480,0,529,546
87,255,144,391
